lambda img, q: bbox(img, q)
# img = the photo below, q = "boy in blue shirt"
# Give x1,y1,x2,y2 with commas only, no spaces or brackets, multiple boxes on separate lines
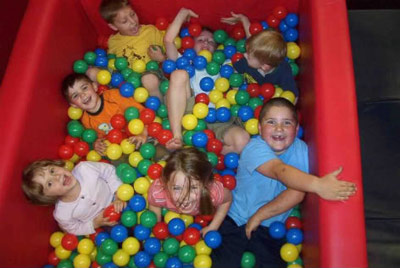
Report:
211,98,356,267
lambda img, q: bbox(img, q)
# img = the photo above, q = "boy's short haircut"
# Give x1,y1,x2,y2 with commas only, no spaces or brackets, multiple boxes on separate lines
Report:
259,98,298,124
22,159,65,205
61,73,92,102
100,0,130,23
246,29,287,68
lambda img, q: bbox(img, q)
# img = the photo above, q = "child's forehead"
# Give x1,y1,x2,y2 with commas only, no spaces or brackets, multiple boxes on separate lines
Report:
115,5,135,17
262,106,295,119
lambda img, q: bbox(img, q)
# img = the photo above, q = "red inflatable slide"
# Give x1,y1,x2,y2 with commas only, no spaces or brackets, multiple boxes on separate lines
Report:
0,0,367,266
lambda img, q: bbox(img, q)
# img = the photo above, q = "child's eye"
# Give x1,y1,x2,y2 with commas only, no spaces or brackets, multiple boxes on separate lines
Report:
47,181,52,188
71,94,78,99
266,120,275,125
50,168,55,174
284,120,294,126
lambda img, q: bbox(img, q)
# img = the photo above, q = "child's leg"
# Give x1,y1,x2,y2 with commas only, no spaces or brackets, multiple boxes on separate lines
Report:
141,73,163,101
221,126,250,154
165,70,191,150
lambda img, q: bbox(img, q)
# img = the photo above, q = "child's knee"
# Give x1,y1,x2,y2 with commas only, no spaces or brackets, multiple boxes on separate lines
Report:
170,69,189,84
141,73,159,88
233,130,250,153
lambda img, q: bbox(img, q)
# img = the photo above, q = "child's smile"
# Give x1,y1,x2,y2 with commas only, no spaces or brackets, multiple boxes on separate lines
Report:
168,171,200,214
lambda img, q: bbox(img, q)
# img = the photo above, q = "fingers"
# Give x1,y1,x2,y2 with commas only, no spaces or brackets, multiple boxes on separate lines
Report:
330,166,343,177
188,10,199,18
245,225,252,239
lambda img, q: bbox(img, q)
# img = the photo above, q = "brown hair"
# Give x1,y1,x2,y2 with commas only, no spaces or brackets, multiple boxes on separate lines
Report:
100,0,130,23
61,73,92,102
22,159,65,205
259,97,298,124
162,147,215,215
246,29,287,67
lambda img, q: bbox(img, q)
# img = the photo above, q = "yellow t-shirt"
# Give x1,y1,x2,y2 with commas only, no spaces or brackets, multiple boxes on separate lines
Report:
108,24,164,66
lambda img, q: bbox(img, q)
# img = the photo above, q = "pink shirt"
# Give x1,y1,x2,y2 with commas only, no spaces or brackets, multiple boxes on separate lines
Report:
53,162,122,235
147,179,225,215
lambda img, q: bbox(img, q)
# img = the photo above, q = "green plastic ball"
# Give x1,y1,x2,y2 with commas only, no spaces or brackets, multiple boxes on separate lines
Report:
161,207,169,216
236,39,246,53
115,57,128,70
290,62,299,76
146,60,159,71
100,239,118,255
248,97,263,110
121,166,137,184
289,208,302,218
82,129,97,144
157,104,168,118
212,50,226,65
207,152,218,167
235,90,250,105
241,251,256,268
229,73,244,88
139,143,156,159
124,107,140,121
96,250,112,265
163,237,179,255
67,120,84,138
213,29,228,44
288,257,304,265
116,163,131,178
178,245,196,263
127,73,142,88
183,130,195,146
194,119,207,131
153,252,168,268
140,210,157,228
83,51,97,65
121,68,133,80
162,118,170,130
159,80,169,95
73,60,88,74
121,210,137,227
206,61,221,76
108,54,116,59
224,37,236,47
230,104,240,117
137,159,152,175
57,259,73,268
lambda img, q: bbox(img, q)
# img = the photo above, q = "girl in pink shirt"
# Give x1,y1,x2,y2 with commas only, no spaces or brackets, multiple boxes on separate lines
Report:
148,147,232,235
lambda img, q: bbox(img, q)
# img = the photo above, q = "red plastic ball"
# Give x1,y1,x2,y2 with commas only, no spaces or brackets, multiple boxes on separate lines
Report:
103,205,121,222
254,105,262,119
206,138,223,155
92,261,101,268
140,108,156,125
107,129,124,144
58,144,74,160
61,233,79,251
97,85,109,94
148,262,156,268
181,36,195,49
249,22,263,35
48,251,60,266
232,25,245,40
213,173,223,183
64,135,79,146
147,163,163,179
194,215,208,227
231,52,244,63
74,141,90,157
155,17,169,30
173,234,183,241
216,154,225,170
285,216,302,229
246,83,260,98
266,14,280,28
188,23,202,37
273,6,288,19
260,83,275,100
147,122,163,137
183,227,201,245
110,114,127,129
203,129,215,140
157,129,173,145
222,174,237,190
195,93,210,105
201,215,214,222
153,222,170,240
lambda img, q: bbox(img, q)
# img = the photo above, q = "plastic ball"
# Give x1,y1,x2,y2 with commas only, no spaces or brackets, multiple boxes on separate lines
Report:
224,152,239,169
212,50,226,65
286,216,302,229
95,250,112,266
181,36,195,49
55,245,71,260
182,227,201,246
290,62,299,76
267,14,280,28
121,210,137,228
84,51,97,65
215,97,231,108
182,114,198,130
209,90,223,104
235,89,250,105
132,59,146,73
192,103,209,119
232,25,246,40
163,237,180,255
111,249,129,267
241,251,256,268
214,77,230,92
137,160,152,179
94,56,108,68
106,144,122,160
238,105,254,122
120,139,135,155
220,64,234,78
147,122,163,138
117,184,134,201
72,254,90,268
153,221,170,240
248,97,263,110
140,210,157,229
213,29,228,44
107,129,124,144
134,87,149,103
206,61,220,76
229,73,243,88
134,224,151,241
96,70,111,85
183,48,196,60
269,221,286,239
128,118,144,135
144,237,162,255
174,36,182,49
164,211,181,224
260,83,275,100
95,232,110,247
231,52,244,63
124,106,140,121
121,237,140,256
245,118,259,135
58,144,74,160
119,82,134,97
165,256,183,268
285,13,299,27
77,238,94,255
50,232,64,248
216,107,231,122
162,59,177,74
204,231,222,249
134,251,151,268
146,60,159,71
110,72,124,87
280,243,299,262
157,129,173,145
193,56,207,70
192,131,208,148
61,234,78,251
286,228,303,245
193,254,212,268
194,241,211,256
155,17,168,30
67,120,84,138
280,90,296,104
287,42,301,60
103,205,121,222
284,28,299,42
168,218,186,236
86,150,101,162
67,106,83,120
154,252,169,268
127,72,141,88
222,174,236,190
223,45,236,59
129,194,146,212
176,56,190,70
199,77,214,92
205,107,217,123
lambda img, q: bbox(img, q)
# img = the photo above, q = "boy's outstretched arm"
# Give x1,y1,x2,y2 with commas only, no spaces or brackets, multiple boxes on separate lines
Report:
221,12,251,38
245,189,304,239
257,159,357,201
164,8,199,60
148,204,162,221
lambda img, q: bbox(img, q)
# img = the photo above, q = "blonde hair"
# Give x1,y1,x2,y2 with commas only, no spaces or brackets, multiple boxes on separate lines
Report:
22,159,65,205
246,29,287,67
162,147,215,215
100,0,130,23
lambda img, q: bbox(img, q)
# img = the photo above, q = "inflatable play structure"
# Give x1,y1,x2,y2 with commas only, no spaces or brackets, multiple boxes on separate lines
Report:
0,0,367,267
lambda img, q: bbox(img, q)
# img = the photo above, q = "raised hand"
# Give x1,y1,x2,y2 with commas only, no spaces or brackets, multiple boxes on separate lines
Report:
316,167,357,201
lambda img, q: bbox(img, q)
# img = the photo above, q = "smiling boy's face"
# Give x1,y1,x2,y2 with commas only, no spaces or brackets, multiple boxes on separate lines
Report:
109,6,140,36
68,79,101,113
33,166,78,198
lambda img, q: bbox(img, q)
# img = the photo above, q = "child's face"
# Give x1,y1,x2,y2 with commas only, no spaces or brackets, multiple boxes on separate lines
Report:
194,30,217,53
244,52,273,73
68,79,101,113
258,105,298,155
168,171,200,214
109,6,140,36
33,166,78,198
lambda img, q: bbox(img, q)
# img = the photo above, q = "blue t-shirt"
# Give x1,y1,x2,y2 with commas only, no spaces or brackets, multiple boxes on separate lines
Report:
233,58,298,96
228,136,308,227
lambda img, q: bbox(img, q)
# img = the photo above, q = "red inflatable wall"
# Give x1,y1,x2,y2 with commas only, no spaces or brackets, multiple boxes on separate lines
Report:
0,0,367,267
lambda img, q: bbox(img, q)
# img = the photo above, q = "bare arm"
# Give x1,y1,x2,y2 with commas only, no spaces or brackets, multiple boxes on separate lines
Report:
221,12,251,38
245,189,304,239
164,8,199,60
149,204,162,222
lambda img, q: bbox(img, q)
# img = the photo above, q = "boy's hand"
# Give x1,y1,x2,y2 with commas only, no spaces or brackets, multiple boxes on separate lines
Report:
316,167,357,201
165,137,183,151
176,8,199,23
245,214,262,239
200,225,217,237
221,12,250,27
148,45,166,62
93,212,118,229
128,133,147,149
94,138,107,156
112,199,127,213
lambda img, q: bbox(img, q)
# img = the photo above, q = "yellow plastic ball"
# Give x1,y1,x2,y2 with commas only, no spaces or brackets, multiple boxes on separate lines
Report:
89,247,97,261
96,70,111,85
64,160,74,171
198,50,212,63
296,243,302,253
128,118,145,135
50,231,64,248
182,114,198,130
121,138,135,154
154,116,162,124
137,210,145,224
117,184,134,201
69,153,80,163
280,90,296,104
214,77,230,92
272,87,283,98
193,103,209,119
86,150,101,162
217,44,224,50
226,89,238,105
134,87,149,103
174,37,182,49
55,245,71,260
68,106,83,120
288,264,303,268
215,98,231,109
194,254,212,268
108,58,116,71
209,90,223,104
245,118,259,135
158,160,167,167
78,238,94,255
129,151,143,167
73,254,91,268
287,42,301,60
181,214,194,227
195,240,212,255
122,237,140,255
132,59,146,73
106,144,123,160
180,240,187,247
280,243,299,262
164,211,181,224
113,249,130,267
134,177,151,194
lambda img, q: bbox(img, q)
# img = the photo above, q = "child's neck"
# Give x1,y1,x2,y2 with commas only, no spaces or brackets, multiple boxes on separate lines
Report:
59,181,81,203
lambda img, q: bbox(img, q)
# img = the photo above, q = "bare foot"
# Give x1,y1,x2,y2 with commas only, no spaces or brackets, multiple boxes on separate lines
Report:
165,137,183,151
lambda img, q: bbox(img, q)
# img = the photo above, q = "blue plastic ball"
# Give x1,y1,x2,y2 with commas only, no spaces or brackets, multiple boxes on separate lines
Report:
168,218,186,236
279,20,289,33
144,237,162,255
95,232,110,246
204,230,222,249
176,56,190,69
162,59,177,74
110,224,128,243
284,28,299,42
193,56,207,70
188,223,202,231
285,13,299,27
286,228,303,245
223,45,237,59
205,108,217,123
224,152,239,169
42,265,55,268
145,96,161,111
239,83,248,90
269,221,286,239
94,48,107,57
94,56,108,68
261,21,269,30
134,251,151,268
216,107,231,122
192,132,209,148
183,48,196,60
111,72,124,87
297,126,304,139
200,77,214,92
184,64,195,78
219,64,234,78
129,194,146,212
166,257,183,268
102,262,118,268
179,27,190,38
220,169,236,176
134,224,151,241
119,82,134,97
238,105,254,122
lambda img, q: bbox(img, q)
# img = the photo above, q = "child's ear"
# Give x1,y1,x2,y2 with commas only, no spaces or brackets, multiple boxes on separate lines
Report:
108,23,118,32
295,124,300,136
